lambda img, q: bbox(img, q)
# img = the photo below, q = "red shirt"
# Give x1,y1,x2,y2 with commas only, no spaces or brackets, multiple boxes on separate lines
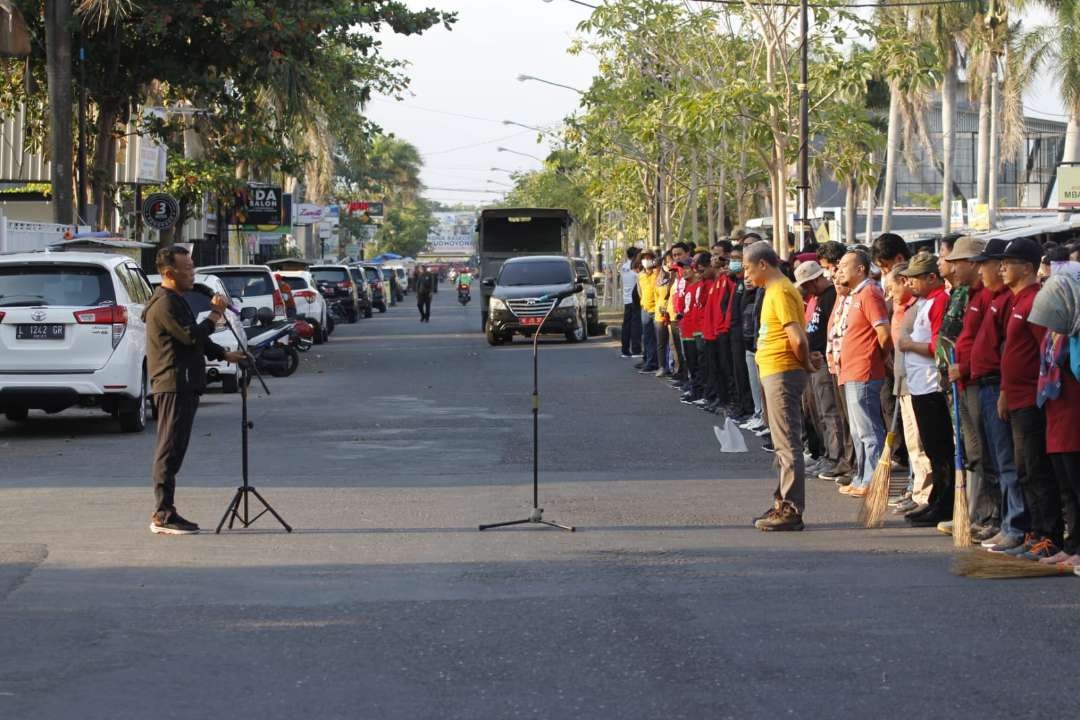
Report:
838,280,890,385
922,285,949,356
701,278,720,341
1046,337,1080,454
1001,283,1047,411
970,287,1010,381
680,281,703,337
953,282,988,386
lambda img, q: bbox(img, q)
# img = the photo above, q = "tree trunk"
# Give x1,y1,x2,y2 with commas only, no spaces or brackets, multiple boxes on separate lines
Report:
865,183,874,243
92,103,119,231
845,179,857,244
976,63,991,204
987,67,1000,228
705,161,715,245
941,59,957,233
1059,115,1080,221
882,83,901,232
44,0,73,225
717,160,727,237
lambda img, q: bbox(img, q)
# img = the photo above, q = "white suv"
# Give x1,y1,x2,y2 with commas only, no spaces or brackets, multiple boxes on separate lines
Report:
0,251,151,432
277,270,329,342
148,273,247,393
197,264,286,325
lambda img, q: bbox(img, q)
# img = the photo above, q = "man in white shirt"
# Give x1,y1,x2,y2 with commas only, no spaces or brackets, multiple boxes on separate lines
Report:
619,247,642,358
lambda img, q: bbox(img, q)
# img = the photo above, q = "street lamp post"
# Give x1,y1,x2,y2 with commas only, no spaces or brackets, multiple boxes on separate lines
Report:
516,74,584,95
497,146,544,162
796,0,809,257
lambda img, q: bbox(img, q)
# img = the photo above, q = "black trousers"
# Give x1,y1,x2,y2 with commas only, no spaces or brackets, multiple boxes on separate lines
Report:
910,392,955,512
1011,406,1063,543
682,338,701,396
671,326,686,380
417,293,432,320
704,336,733,405
152,392,200,513
621,303,642,354
1050,452,1080,554
730,331,754,415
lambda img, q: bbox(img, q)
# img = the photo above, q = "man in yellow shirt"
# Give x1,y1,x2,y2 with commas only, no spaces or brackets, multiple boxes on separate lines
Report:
744,241,814,531
636,251,660,372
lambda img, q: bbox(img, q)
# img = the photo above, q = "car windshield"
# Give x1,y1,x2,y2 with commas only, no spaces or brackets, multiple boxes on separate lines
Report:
212,271,274,297
312,268,349,283
0,265,116,307
363,267,380,282
281,275,309,289
498,260,572,287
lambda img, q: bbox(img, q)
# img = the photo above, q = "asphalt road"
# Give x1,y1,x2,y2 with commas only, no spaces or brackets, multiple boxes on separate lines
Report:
2,290,1077,720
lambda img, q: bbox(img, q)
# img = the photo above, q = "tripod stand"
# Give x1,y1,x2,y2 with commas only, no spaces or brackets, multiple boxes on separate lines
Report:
479,289,580,532
215,315,292,534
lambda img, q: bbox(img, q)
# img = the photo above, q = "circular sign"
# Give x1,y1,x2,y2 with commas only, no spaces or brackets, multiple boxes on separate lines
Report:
142,193,180,230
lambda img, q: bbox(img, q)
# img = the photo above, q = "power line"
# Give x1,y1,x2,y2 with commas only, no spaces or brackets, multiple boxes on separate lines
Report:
422,130,534,157
554,0,982,9
368,98,507,124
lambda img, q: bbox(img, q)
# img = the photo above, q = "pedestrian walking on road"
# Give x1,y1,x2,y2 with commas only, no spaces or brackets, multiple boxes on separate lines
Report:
744,241,815,531
416,265,435,322
144,245,245,535
619,247,643,358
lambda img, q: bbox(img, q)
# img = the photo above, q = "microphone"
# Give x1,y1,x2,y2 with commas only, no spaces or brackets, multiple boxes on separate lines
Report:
192,285,241,315
537,284,584,303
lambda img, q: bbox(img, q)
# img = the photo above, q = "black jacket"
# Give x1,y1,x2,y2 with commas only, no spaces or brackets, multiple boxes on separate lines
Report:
142,287,225,394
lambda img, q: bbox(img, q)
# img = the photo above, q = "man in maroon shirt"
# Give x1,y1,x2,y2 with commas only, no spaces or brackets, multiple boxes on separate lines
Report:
968,239,1027,550
996,237,1062,558
945,237,1000,537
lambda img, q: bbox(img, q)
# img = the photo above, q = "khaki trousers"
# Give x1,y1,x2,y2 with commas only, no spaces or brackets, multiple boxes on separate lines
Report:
761,370,809,512
899,393,934,504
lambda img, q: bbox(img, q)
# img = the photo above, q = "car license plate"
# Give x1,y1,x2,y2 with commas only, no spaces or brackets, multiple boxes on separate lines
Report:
520,317,543,326
16,324,65,340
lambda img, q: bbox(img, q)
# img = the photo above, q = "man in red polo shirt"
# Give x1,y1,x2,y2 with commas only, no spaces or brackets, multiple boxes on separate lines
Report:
996,238,1062,559
834,249,891,497
967,239,1027,551
946,236,1000,537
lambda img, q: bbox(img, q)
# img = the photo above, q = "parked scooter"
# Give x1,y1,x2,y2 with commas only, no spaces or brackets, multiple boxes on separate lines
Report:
243,308,300,377
457,282,471,306
292,319,316,353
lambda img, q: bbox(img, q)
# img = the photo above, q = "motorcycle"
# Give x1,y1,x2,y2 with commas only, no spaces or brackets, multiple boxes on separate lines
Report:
292,318,316,353
457,283,471,306
243,308,300,377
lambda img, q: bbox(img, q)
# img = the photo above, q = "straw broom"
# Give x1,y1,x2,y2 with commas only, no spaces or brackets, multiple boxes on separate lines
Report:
949,351,972,548
952,552,1079,579
858,403,901,528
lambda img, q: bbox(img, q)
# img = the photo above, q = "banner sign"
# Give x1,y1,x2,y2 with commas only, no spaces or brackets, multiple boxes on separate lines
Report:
1058,165,1080,210
235,185,283,226
142,193,180,230
293,203,326,226
347,201,384,217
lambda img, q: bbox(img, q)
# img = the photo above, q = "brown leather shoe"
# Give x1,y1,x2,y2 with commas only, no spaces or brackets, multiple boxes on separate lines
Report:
848,485,868,498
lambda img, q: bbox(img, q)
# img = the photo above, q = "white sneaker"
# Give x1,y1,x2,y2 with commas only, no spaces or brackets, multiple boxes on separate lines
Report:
753,427,771,437
739,416,764,431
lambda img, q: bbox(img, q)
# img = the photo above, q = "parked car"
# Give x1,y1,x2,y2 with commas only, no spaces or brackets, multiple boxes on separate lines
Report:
483,255,587,345
572,257,600,336
197,264,287,323
310,264,361,323
347,266,374,318
386,265,409,297
358,264,388,313
277,270,330,343
147,273,247,393
0,251,151,431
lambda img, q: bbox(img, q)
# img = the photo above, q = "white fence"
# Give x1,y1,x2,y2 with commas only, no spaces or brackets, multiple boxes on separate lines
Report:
0,216,88,253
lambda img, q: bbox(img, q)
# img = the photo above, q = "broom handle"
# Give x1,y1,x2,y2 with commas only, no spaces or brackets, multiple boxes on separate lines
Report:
948,347,966,473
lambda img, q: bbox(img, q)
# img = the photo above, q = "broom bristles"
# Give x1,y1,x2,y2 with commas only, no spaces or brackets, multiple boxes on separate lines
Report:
858,431,896,528
951,551,1076,579
953,470,972,548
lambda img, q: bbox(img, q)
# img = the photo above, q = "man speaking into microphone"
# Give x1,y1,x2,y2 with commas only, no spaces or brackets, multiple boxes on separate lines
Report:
143,245,245,535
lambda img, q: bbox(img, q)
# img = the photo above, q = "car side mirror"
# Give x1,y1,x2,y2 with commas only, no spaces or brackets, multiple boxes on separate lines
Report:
577,274,590,284
482,278,495,288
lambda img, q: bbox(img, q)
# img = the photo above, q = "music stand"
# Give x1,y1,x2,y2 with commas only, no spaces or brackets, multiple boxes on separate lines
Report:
215,311,292,534
479,286,582,532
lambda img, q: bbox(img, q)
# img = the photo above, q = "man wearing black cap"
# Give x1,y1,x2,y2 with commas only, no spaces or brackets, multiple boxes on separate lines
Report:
969,238,1027,551
996,237,1063,559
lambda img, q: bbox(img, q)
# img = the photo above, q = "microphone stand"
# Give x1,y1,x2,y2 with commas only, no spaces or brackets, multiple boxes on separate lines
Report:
479,286,582,532
215,308,292,534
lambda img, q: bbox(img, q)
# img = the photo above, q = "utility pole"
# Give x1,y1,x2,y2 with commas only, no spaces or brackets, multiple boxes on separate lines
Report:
796,0,810,255
77,37,88,225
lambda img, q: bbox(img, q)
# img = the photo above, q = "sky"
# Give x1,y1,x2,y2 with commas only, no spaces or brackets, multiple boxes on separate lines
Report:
366,0,598,206
367,1,1070,208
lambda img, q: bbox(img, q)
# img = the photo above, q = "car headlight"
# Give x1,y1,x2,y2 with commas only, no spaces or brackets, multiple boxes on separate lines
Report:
489,297,508,311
